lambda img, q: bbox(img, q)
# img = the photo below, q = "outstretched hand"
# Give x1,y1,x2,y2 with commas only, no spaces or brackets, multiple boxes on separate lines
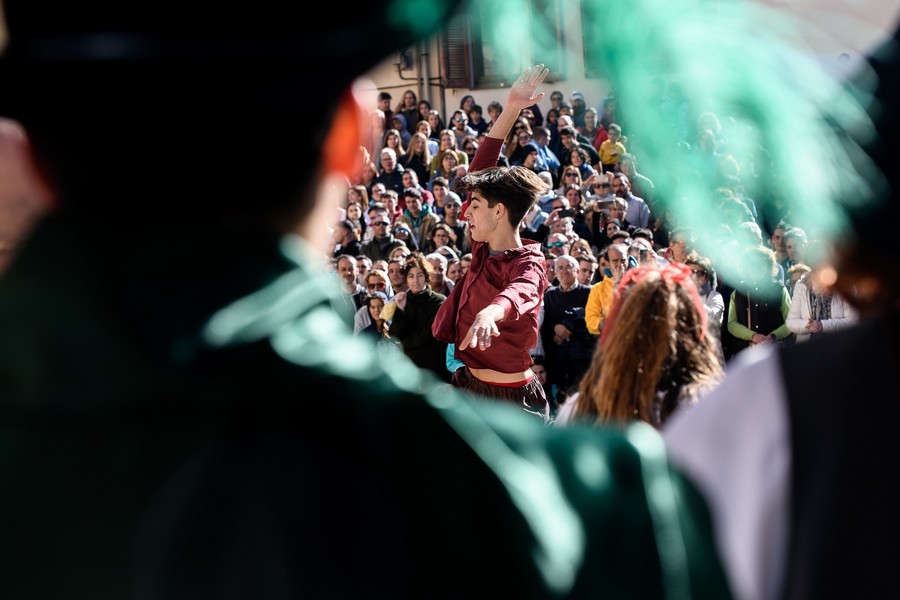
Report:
460,305,505,351
506,64,549,113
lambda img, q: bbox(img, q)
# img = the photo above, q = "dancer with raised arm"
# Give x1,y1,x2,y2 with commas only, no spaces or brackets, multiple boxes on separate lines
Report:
433,64,552,421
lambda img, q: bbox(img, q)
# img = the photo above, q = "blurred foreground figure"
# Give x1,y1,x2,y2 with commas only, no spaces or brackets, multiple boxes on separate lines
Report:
665,26,900,600
0,1,730,598
0,117,50,275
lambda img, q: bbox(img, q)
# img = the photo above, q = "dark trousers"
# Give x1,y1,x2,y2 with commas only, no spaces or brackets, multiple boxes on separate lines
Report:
451,367,549,423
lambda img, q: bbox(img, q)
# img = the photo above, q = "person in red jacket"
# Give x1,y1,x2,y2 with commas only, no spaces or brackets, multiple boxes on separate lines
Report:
433,64,552,421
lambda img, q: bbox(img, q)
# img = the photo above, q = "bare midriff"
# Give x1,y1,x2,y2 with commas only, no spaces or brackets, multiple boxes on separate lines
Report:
468,367,534,385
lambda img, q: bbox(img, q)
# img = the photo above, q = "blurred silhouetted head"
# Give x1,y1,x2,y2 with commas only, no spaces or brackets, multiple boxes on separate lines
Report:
0,0,461,227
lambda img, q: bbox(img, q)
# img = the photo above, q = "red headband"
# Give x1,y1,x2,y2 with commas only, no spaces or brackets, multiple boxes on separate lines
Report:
599,262,708,348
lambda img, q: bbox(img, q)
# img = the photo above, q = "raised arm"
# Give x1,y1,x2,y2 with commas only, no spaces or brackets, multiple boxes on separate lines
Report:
468,64,549,174
487,64,548,142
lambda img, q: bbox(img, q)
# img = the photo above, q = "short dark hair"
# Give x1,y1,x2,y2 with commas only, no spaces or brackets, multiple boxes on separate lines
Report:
610,230,632,243
456,166,550,228
559,126,576,137
631,227,654,244
402,187,423,200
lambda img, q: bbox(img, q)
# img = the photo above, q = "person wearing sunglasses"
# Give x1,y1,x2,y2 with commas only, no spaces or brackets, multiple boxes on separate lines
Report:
450,109,477,149
360,212,406,262
545,233,571,258
352,269,396,336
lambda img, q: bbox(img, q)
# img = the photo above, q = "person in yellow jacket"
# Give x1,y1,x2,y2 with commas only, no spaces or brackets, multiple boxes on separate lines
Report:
585,242,629,333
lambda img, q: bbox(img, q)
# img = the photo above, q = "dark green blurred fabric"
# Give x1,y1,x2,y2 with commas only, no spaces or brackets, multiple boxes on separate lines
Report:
0,215,731,599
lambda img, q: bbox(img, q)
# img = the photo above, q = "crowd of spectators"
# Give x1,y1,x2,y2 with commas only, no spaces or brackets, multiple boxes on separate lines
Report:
332,83,858,419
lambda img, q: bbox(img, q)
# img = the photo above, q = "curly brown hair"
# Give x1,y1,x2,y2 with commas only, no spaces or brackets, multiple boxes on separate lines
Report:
402,253,434,279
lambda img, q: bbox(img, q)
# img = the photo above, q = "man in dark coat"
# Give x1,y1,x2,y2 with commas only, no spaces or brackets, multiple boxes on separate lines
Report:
0,1,731,598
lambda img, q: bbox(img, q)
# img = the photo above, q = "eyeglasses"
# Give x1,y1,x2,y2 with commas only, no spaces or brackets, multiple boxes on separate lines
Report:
594,182,610,188
565,173,578,178
434,232,449,238
393,229,410,235
454,118,465,123
373,221,390,227
367,282,386,290
547,241,567,248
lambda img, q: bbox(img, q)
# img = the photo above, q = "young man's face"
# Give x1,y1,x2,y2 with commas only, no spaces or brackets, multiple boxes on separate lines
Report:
460,258,471,275
387,262,405,288
406,196,422,216
577,260,596,285
433,185,447,203
386,193,401,212
465,193,502,244
356,259,371,284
